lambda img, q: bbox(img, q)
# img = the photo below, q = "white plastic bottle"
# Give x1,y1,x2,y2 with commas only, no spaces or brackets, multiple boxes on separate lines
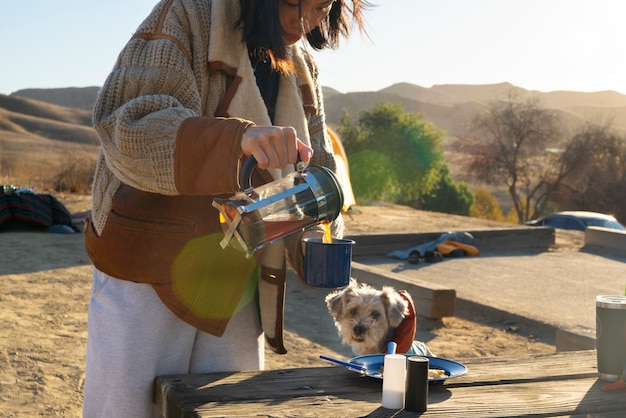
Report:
381,342,406,409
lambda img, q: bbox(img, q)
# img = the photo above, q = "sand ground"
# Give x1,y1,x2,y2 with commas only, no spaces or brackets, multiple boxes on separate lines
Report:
0,195,576,417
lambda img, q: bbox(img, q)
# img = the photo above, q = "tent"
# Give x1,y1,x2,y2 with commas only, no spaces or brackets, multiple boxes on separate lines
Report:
327,128,356,212
0,190,79,233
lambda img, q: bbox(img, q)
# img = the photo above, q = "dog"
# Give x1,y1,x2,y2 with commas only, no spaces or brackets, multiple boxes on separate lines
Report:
325,279,434,356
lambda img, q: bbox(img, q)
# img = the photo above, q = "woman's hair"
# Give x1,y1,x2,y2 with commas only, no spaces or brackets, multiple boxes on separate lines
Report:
237,0,370,73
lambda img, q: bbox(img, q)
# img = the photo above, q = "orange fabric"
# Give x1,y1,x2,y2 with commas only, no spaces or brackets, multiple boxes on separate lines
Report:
393,290,417,354
602,379,626,391
436,240,480,256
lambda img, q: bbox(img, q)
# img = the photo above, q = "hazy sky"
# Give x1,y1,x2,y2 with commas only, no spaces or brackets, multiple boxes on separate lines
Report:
3,0,626,95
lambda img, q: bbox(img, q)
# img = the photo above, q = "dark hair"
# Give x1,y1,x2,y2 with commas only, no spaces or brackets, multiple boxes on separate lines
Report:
237,0,370,73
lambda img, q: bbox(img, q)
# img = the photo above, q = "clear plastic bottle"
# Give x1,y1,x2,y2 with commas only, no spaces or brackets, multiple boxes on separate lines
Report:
382,342,406,409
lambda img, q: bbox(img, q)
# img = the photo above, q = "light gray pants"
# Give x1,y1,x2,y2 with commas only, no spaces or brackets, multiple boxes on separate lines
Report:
82,268,264,418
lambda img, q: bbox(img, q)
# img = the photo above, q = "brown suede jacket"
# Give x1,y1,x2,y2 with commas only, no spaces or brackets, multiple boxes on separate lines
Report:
86,0,344,354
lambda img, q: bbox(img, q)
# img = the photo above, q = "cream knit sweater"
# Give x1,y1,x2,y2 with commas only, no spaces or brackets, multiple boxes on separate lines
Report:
91,0,343,238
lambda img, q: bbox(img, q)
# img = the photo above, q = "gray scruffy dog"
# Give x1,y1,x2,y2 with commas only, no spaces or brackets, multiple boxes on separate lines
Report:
325,279,433,356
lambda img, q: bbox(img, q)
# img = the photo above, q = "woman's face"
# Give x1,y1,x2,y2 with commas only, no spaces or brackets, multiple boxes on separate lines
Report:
279,0,335,45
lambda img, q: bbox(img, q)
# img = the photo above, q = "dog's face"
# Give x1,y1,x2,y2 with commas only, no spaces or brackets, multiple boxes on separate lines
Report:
325,279,408,355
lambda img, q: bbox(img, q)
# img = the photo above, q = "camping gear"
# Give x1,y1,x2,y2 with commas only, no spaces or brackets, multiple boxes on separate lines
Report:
0,189,78,233
388,231,478,262
327,128,356,211
213,156,344,256
436,240,480,257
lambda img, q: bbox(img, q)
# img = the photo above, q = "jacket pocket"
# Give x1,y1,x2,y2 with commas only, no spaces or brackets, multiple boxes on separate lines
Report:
84,185,221,284
85,211,197,284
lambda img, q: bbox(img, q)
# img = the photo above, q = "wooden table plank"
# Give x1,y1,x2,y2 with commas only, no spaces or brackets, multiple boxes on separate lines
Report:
450,350,598,383
427,378,622,417
155,350,626,417
157,377,625,418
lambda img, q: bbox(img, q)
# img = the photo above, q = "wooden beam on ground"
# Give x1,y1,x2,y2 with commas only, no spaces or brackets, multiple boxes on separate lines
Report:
585,226,626,256
351,261,456,319
346,227,555,257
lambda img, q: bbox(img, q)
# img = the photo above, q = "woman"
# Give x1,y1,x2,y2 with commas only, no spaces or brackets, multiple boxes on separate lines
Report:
83,0,369,416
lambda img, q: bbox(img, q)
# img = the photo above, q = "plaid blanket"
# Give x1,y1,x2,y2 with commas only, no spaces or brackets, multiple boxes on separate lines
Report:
0,192,77,231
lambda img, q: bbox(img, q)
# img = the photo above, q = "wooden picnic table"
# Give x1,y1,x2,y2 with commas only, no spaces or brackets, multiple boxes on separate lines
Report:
155,350,626,417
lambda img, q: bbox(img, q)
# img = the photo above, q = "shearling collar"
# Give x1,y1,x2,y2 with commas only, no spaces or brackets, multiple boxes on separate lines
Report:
208,0,317,181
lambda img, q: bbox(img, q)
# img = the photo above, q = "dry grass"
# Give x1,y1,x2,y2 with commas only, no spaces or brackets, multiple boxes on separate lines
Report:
0,134,97,193
0,94,98,193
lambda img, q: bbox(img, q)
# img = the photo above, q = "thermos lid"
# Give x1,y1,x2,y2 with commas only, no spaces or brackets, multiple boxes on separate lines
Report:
596,295,626,309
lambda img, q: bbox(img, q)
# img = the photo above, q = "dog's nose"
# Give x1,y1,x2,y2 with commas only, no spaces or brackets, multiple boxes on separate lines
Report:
353,325,366,336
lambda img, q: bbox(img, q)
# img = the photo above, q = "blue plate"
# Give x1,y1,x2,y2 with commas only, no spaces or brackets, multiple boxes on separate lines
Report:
349,354,467,382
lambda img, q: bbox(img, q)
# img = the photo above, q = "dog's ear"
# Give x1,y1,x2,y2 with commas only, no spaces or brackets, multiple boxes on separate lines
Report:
380,287,409,327
325,289,345,320
325,279,358,320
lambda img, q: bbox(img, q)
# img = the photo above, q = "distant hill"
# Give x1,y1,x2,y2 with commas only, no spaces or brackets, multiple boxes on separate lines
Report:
14,84,626,134
0,92,99,188
0,94,95,143
4,83,626,190
12,87,100,110
322,90,486,134
324,82,626,135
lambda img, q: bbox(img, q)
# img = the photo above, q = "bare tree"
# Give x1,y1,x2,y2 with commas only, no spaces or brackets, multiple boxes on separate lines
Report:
456,91,562,223
553,121,626,218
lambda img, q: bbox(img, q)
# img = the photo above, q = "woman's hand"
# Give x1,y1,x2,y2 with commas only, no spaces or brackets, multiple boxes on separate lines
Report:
241,125,313,170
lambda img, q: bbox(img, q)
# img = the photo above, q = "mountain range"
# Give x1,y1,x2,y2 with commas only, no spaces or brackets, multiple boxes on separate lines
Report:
322,82,626,135
3,82,626,186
